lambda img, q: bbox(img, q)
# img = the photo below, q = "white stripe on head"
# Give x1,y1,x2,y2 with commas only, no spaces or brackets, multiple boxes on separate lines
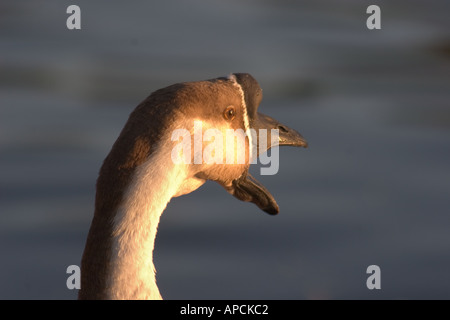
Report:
227,74,253,162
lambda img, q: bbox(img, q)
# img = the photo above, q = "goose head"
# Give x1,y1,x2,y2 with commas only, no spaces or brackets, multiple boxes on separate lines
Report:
161,73,307,214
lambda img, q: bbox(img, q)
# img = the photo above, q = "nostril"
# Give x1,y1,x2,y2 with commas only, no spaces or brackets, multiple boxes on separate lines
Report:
277,125,289,133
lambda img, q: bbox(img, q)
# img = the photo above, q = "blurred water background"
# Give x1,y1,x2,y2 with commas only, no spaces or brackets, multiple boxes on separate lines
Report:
1,0,449,299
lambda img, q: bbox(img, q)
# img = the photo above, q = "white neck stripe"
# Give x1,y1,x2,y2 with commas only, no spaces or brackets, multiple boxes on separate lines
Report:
228,74,253,159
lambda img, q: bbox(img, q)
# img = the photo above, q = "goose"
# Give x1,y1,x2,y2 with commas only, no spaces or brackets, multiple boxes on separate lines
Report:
78,73,307,300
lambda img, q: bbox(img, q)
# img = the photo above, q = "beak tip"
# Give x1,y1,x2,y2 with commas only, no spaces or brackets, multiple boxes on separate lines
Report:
265,207,279,215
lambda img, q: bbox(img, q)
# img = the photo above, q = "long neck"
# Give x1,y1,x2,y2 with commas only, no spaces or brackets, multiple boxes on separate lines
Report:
79,146,187,300
110,153,187,299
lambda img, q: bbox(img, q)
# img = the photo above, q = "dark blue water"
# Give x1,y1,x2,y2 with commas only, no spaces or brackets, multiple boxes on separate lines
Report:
1,0,449,299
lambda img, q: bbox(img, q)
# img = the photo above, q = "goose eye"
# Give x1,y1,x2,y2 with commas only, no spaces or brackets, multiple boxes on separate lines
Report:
223,106,236,121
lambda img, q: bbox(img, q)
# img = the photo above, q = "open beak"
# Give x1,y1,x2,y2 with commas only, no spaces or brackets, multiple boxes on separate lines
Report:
221,73,308,215
226,113,308,216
